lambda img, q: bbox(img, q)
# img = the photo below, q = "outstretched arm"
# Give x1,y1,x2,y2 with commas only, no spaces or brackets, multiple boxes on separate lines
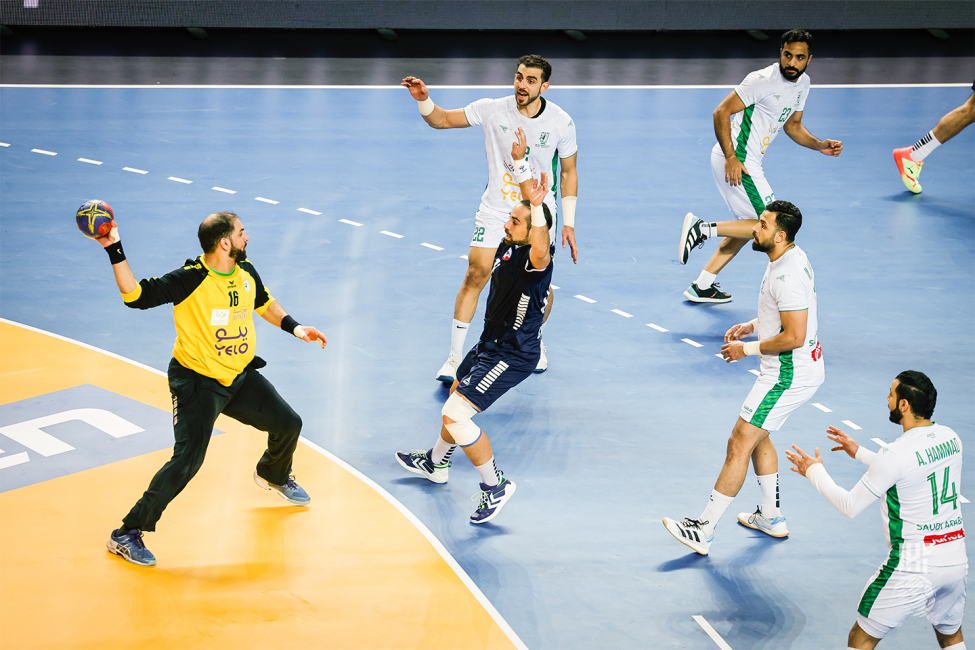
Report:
783,111,843,156
401,76,471,129
260,300,327,349
94,223,138,295
786,445,878,518
526,172,552,272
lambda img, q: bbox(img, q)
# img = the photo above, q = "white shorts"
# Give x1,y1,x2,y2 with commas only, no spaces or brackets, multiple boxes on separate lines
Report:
857,564,968,639
739,378,819,432
711,150,774,220
469,207,559,249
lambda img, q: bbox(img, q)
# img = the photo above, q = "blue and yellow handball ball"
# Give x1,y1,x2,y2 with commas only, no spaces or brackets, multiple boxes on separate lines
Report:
76,200,115,238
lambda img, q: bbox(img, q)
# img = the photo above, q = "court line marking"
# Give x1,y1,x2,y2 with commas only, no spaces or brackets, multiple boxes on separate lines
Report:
551,284,560,290
611,309,633,318
338,218,362,227
0,142,10,147
812,403,833,413
297,207,321,215
212,186,236,194
574,295,596,303
421,242,444,251
714,353,736,363
647,323,668,332
0,451,30,469
31,148,56,155
78,158,103,165
122,167,148,174
692,615,733,650
0,317,528,650
4,83,968,90
681,338,703,348
381,230,405,239
167,176,192,184
748,369,761,376
841,420,862,430
255,197,279,204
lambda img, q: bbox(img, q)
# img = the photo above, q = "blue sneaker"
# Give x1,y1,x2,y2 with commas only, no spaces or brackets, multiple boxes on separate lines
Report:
253,470,311,505
106,528,156,566
395,448,450,484
470,473,516,524
738,507,789,537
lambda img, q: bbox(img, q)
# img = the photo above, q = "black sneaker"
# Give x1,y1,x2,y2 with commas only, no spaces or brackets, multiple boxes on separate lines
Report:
679,212,707,265
684,282,732,303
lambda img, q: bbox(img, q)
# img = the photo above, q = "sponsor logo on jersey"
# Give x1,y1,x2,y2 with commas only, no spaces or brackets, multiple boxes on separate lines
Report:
243,279,251,292
492,257,502,274
210,309,230,326
776,274,787,281
774,94,781,100
500,125,509,133
923,528,965,547
461,375,471,387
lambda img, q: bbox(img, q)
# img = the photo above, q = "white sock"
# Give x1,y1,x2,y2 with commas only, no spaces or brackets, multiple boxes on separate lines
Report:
695,270,717,290
757,473,781,518
431,436,456,466
449,319,470,360
943,642,966,650
475,456,499,486
702,222,719,238
911,130,941,162
699,489,734,537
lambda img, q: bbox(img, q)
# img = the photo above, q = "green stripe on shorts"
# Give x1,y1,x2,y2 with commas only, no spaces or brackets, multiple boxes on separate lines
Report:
749,351,794,428
858,486,904,617
741,173,766,217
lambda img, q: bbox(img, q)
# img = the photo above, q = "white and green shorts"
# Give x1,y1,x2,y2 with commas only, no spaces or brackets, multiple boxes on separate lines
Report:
857,563,968,639
470,206,558,249
739,377,819,432
711,150,774,221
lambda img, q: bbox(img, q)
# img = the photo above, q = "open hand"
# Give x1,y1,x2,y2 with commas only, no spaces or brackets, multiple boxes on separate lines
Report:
400,77,429,101
827,425,858,458
786,444,823,477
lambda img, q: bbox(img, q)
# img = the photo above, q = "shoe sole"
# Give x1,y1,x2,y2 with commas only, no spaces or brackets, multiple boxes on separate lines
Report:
253,470,311,505
678,212,698,265
394,453,448,484
436,374,456,384
532,365,547,374
470,481,516,524
662,517,710,555
683,290,732,304
737,514,789,538
106,538,156,566
892,150,922,194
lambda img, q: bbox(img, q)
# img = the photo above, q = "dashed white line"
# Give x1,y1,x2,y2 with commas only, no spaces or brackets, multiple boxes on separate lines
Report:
421,242,444,251
551,284,560,290
339,219,362,227
574,295,597,304
212,186,236,194
0,142,10,147
715,353,736,363
871,438,887,448
78,158,103,165
961,495,971,504
841,420,862,430
123,167,148,174
647,323,668,332
31,149,56,156
255,197,279,204
812,403,833,413
381,230,405,239
460,255,469,260
692,615,733,650
611,309,633,318
168,176,192,184
681,338,703,348
748,369,761,376
298,207,322,215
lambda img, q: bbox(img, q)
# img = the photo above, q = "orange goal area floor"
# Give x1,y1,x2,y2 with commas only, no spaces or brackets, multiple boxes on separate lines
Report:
0,320,521,650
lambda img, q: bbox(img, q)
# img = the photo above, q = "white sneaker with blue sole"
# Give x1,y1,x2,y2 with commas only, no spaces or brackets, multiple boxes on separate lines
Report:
662,516,713,555
738,507,789,537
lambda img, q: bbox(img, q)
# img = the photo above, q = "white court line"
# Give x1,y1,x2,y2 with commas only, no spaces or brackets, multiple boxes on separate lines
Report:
692,615,733,650
31,148,56,156
961,495,971,504
871,438,888,448
842,420,862,430
338,219,362,227
748,369,761,376
812,403,833,413
681,338,703,348
381,230,404,239
212,186,236,194
0,142,10,147
647,323,668,332
611,309,633,318
78,158,103,165
123,167,148,174
551,284,560,290
460,254,468,260
167,176,192,184
7,83,967,90
0,452,30,470
574,295,596,304
714,353,736,363
255,197,279,204
297,207,321,215
421,242,444,251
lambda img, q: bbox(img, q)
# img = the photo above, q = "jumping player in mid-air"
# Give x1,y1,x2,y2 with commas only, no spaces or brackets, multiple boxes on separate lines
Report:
402,54,577,381
678,29,842,304
395,139,553,525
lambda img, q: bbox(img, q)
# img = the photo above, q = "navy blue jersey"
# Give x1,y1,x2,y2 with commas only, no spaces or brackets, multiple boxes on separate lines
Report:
478,240,553,363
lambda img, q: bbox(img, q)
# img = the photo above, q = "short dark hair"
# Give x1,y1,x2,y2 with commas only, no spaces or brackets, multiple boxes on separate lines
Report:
518,55,552,83
781,29,813,52
765,200,802,242
198,212,238,253
894,370,937,419
519,200,553,230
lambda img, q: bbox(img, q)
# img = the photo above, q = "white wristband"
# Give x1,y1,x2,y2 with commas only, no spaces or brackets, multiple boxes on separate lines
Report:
743,341,761,356
562,195,576,228
748,318,759,332
417,97,435,116
293,325,306,340
512,158,532,183
530,204,546,228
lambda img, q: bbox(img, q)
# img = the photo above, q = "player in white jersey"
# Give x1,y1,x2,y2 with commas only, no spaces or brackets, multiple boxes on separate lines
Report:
401,55,579,382
678,30,842,304
664,201,825,555
788,371,967,650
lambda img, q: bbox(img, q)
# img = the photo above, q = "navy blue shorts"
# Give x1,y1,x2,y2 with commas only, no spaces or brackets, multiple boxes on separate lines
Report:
455,342,534,412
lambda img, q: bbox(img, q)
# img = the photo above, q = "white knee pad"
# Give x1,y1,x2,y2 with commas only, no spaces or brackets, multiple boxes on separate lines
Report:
442,392,481,446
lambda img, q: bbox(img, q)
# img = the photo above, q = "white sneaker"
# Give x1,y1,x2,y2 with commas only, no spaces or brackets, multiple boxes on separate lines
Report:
663,516,712,555
436,355,460,384
534,341,548,374
738,507,789,538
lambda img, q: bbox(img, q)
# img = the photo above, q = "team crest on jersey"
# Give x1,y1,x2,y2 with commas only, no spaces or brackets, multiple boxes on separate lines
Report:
500,125,509,132
538,132,550,147
502,248,512,261
243,279,251,292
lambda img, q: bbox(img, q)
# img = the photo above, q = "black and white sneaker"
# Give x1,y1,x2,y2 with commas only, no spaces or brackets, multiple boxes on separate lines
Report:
679,213,708,265
395,449,449,484
684,282,732,303
663,517,712,555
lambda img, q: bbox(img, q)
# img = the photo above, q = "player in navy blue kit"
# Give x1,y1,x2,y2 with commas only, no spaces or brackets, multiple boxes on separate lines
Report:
396,130,553,524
